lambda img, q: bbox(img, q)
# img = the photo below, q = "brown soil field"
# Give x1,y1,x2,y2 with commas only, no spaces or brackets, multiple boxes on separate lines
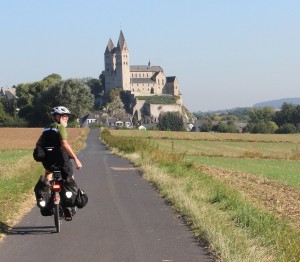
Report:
0,128,84,149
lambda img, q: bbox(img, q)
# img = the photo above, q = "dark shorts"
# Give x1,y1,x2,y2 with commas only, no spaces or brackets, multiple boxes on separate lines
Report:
42,159,73,179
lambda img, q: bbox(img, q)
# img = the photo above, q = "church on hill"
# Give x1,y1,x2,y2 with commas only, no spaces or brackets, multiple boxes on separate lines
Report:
104,31,180,98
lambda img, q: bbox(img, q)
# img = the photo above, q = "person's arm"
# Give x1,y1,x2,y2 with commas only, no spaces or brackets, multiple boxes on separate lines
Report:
61,139,82,169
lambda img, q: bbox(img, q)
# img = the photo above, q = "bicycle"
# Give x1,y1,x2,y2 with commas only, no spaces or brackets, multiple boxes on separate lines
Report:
51,170,64,233
48,170,76,233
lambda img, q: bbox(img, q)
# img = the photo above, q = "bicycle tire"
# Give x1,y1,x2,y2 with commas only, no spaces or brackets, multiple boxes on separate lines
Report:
53,204,61,233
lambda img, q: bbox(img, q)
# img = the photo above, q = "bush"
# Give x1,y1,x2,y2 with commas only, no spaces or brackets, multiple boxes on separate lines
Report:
157,112,185,131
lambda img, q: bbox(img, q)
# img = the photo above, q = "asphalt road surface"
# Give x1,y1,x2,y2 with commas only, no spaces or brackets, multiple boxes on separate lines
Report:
0,129,213,262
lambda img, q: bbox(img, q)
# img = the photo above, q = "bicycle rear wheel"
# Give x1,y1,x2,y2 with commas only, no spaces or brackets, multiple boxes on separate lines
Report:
53,204,61,233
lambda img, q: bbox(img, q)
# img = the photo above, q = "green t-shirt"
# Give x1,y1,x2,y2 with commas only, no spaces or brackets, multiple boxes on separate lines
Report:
50,122,68,141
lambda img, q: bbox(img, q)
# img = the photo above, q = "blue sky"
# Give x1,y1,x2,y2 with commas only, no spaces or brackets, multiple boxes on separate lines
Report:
1,0,299,112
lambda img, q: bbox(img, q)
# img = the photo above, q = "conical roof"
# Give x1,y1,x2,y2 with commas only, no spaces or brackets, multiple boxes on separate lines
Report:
105,38,115,53
117,30,126,50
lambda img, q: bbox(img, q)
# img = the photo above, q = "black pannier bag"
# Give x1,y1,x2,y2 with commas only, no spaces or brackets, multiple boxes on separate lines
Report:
34,176,52,216
60,177,79,208
75,188,88,209
33,144,46,162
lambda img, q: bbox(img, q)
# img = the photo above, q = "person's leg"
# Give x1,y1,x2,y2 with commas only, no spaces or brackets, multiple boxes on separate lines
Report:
45,170,53,182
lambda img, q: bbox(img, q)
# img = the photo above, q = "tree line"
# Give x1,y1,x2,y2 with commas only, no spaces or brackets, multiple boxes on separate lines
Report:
195,103,300,134
0,73,105,127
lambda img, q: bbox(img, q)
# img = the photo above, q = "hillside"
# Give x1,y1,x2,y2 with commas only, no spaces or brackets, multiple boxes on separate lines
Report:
253,98,300,108
195,98,300,114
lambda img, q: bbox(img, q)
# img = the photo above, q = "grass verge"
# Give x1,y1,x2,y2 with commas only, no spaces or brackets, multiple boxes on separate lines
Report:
101,128,300,262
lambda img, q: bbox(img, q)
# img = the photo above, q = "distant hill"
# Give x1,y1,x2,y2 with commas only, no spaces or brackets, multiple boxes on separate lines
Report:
253,98,300,109
194,107,250,115
194,98,300,115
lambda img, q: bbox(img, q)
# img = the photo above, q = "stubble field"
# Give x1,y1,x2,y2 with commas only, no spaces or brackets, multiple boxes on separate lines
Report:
0,128,84,149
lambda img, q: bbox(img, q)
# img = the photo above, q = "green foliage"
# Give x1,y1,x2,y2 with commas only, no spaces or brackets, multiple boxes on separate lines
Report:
276,123,297,134
16,76,93,126
42,73,62,85
85,78,104,99
0,99,9,121
136,95,179,104
200,121,213,132
246,107,278,133
105,88,122,103
36,79,94,125
0,116,28,127
157,112,185,131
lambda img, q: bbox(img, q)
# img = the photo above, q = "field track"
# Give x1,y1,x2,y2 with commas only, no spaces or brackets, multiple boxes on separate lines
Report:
0,128,84,149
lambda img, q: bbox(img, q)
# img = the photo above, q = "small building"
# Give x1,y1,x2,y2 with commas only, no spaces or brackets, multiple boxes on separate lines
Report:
105,117,132,129
80,113,100,127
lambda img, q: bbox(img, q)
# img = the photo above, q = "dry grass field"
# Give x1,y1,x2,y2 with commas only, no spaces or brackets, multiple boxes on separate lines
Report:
0,128,84,149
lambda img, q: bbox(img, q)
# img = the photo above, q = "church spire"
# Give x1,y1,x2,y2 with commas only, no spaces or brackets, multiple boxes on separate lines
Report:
117,30,126,50
105,38,114,53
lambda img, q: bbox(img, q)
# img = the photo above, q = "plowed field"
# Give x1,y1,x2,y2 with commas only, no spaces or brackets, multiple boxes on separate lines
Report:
0,128,84,149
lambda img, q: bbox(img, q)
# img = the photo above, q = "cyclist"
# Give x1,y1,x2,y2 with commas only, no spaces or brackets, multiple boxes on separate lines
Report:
34,106,82,221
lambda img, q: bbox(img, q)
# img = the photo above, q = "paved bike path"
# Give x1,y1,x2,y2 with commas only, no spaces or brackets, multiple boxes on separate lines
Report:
0,128,212,262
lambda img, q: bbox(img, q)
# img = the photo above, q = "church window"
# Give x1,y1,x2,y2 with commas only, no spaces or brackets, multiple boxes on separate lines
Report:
139,73,141,77
158,79,160,85
162,79,164,85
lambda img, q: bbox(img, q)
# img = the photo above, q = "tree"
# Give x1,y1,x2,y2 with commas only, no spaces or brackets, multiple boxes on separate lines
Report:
274,103,295,126
16,74,62,118
276,123,297,134
157,112,185,131
34,79,94,126
246,107,277,134
200,121,212,132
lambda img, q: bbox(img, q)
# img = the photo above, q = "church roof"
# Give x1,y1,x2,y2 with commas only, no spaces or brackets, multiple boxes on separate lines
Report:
130,78,156,84
117,30,125,50
130,65,163,72
105,39,115,53
166,76,176,83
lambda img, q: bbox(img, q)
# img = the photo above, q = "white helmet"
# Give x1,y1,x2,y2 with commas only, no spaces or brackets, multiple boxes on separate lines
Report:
51,106,71,115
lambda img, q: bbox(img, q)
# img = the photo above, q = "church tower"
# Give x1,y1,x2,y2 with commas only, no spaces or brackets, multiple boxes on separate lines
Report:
115,31,130,91
104,38,116,92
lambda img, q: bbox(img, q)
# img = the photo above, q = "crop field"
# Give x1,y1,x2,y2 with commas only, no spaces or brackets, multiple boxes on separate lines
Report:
110,130,300,230
0,128,84,150
111,129,300,143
